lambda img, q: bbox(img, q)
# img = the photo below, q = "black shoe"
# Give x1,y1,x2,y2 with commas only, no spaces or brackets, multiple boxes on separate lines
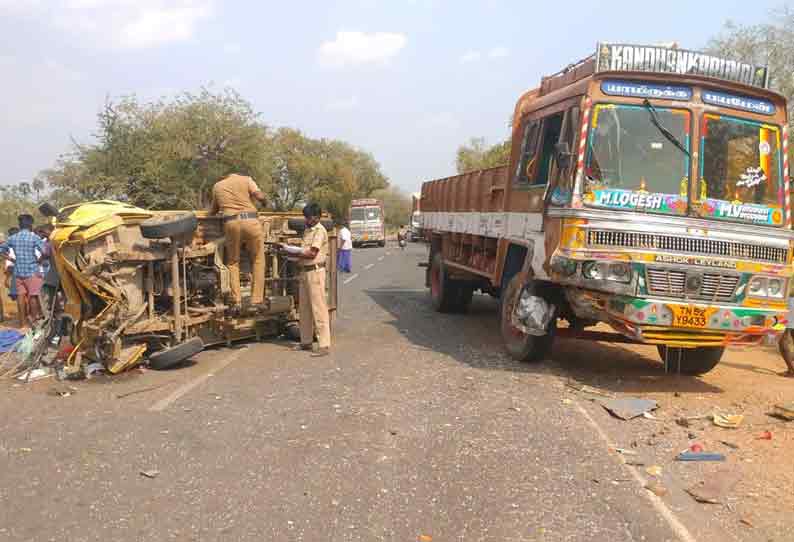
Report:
293,344,313,352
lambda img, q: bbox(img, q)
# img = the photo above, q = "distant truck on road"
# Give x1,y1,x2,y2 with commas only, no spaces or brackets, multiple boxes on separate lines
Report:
409,192,423,241
349,198,386,248
420,41,791,375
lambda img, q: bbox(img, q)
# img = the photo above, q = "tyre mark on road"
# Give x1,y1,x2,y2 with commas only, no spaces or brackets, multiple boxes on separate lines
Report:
149,347,248,412
344,273,359,285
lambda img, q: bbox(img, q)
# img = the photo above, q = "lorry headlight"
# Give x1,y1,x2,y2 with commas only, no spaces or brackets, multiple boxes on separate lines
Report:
768,278,785,298
608,263,631,283
749,277,767,297
582,261,604,280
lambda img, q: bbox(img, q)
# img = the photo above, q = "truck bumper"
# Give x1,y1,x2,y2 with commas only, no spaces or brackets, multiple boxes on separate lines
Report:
567,289,787,348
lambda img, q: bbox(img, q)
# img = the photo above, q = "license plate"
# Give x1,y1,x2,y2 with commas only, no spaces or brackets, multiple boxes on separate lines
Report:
670,305,711,329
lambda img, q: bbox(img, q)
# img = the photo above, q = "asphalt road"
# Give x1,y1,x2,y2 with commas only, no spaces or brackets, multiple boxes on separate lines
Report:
0,243,735,541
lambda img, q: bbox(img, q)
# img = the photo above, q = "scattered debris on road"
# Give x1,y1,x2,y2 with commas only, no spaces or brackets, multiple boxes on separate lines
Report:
645,465,662,477
566,382,614,398
676,451,726,462
139,469,160,479
47,385,76,397
645,480,668,497
771,403,794,421
712,413,744,429
686,469,741,504
757,430,773,440
600,397,658,420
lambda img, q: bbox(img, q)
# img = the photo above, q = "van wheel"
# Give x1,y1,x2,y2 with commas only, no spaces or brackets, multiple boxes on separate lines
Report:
656,345,724,375
140,213,198,240
148,337,204,370
500,275,555,363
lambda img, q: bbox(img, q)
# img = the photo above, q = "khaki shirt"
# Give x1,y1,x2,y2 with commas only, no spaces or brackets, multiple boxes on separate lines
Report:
301,222,328,266
211,174,260,216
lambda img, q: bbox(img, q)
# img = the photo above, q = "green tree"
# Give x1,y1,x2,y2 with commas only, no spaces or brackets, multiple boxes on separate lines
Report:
372,186,412,228
455,137,511,174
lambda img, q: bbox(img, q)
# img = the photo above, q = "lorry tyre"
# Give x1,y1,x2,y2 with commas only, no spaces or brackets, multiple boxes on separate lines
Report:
454,286,474,314
500,275,554,363
656,345,724,375
430,253,458,313
140,212,198,240
378,240,386,247
148,337,204,370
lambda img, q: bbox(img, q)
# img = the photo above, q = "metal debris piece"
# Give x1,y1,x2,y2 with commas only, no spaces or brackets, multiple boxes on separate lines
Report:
712,413,744,428
771,403,794,421
139,469,160,479
720,440,739,450
600,397,658,420
686,469,740,504
676,451,726,462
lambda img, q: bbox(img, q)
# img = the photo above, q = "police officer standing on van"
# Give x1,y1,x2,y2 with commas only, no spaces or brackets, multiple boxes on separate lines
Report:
209,173,267,310
279,203,331,357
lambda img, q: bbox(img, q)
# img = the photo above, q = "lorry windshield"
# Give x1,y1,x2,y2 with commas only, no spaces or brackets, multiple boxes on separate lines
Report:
585,104,690,215
350,207,381,221
698,114,784,226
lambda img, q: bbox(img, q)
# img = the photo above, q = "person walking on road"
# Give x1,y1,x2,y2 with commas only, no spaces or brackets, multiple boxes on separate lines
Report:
279,203,331,357
210,173,267,311
337,221,353,273
0,215,45,327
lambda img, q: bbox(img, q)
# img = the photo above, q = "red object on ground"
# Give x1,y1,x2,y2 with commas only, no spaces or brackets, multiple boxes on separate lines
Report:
690,443,704,452
56,344,75,361
758,431,773,440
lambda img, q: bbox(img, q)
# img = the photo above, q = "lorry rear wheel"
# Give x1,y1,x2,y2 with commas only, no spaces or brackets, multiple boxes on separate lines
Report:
500,275,554,363
656,345,724,375
430,253,456,313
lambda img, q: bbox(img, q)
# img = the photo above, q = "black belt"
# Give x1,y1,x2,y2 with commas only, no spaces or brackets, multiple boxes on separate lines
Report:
223,212,258,223
302,263,326,272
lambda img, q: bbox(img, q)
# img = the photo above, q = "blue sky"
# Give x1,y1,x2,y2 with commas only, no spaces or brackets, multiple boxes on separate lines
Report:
0,0,783,194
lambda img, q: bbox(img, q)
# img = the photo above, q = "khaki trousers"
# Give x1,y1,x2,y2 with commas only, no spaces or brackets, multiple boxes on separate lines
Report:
299,268,331,349
224,218,265,305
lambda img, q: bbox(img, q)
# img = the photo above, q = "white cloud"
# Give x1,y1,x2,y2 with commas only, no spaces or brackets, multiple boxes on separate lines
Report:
318,31,406,68
421,112,458,130
3,0,212,49
223,43,242,54
488,46,510,59
326,96,359,112
459,51,482,64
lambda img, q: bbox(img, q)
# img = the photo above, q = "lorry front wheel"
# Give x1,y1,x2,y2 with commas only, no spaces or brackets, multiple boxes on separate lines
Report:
500,275,554,363
656,345,724,375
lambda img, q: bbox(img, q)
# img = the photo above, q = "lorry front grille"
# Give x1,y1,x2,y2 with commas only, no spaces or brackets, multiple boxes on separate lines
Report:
588,230,787,264
646,268,740,301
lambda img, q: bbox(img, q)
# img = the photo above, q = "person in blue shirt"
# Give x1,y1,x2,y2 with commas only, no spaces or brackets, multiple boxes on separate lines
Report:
0,215,45,326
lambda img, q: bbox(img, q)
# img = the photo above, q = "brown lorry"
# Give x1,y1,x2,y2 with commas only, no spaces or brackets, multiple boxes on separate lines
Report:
421,42,792,375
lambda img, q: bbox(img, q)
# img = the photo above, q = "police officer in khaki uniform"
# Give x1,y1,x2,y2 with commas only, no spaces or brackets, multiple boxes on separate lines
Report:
209,173,267,309
279,203,331,357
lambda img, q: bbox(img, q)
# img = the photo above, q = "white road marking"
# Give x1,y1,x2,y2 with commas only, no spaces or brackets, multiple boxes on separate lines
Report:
378,256,384,261
149,347,247,412
343,273,359,284
364,263,375,270
574,401,697,542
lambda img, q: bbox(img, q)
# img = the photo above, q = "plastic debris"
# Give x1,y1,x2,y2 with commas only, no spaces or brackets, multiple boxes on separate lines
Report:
419,536,433,542
712,413,744,428
600,397,658,420
646,465,663,477
689,443,704,453
0,329,24,353
84,362,105,378
16,367,52,382
757,430,773,440
686,469,740,504
139,469,160,479
676,451,726,462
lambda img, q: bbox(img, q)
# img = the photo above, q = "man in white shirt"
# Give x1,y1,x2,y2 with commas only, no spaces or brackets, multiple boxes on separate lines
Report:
337,222,353,273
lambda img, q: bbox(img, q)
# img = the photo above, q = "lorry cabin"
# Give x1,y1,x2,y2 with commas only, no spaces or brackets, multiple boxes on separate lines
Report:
420,42,791,375
349,198,386,248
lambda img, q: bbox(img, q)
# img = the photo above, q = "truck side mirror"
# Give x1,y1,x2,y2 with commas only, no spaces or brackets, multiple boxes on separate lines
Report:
553,141,573,171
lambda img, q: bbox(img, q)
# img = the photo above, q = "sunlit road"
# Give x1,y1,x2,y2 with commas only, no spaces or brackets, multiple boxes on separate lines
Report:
0,242,732,542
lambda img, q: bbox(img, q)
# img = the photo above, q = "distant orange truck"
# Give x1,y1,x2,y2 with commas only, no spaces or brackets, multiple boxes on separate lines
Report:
420,42,791,375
